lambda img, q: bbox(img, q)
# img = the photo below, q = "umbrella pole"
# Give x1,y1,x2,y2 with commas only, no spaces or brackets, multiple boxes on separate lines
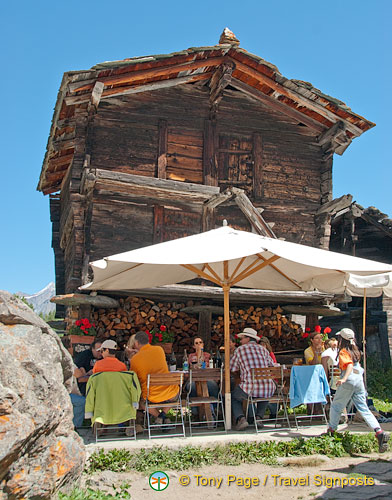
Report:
223,284,232,430
363,288,367,387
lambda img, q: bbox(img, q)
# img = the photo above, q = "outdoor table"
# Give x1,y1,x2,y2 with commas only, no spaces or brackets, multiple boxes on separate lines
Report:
181,368,216,423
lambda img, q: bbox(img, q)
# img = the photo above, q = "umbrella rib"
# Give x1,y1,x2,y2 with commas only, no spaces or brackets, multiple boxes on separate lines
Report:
255,253,302,289
229,256,247,282
229,255,262,283
181,264,223,286
230,255,280,286
204,263,222,283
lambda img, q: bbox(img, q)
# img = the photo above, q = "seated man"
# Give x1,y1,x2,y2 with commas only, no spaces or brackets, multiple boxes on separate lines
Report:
70,365,86,428
93,339,127,373
130,331,179,426
230,327,275,431
74,338,103,396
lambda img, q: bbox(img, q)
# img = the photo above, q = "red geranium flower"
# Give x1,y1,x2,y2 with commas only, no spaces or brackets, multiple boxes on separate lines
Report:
160,325,167,332
314,325,322,333
302,333,309,339
305,327,311,333
324,327,332,334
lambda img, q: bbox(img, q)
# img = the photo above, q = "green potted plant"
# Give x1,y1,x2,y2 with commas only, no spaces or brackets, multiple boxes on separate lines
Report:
67,318,97,354
147,325,174,354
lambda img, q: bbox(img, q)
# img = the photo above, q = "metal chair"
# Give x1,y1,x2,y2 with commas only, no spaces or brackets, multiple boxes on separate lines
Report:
246,366,290,433
145,372,185,439
288,365,329,428
186,368,226,436
85,371,140,442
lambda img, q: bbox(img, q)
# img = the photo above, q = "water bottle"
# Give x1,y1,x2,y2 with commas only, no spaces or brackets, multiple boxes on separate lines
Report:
182,349,189,372
209,357,214,368
200,348,206,369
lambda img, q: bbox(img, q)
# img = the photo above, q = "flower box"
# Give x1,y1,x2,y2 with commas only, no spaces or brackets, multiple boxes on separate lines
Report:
67,335,95,357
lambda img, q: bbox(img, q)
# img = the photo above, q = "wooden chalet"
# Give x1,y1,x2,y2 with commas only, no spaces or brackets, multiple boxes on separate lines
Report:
39,29,379,355
327,198,392,364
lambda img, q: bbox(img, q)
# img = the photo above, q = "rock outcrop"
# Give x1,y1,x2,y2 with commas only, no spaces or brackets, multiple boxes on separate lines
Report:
0,291,85,499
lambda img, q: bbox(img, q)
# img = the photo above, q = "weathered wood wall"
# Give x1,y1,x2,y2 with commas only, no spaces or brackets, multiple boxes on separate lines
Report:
54,83,328,294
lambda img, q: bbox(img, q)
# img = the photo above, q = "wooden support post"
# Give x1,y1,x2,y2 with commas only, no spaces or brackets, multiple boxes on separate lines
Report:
203,119,218,186
253,132,263,200
153,205,164,243
305,313,318,332
198,309,212,351
157,119,167,179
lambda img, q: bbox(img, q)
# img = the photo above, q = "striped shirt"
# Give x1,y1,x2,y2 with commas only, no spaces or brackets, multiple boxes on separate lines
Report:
230,342,275,397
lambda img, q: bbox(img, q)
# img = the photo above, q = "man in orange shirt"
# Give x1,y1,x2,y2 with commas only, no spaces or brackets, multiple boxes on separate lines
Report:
130,331,179,426
93,339,127,373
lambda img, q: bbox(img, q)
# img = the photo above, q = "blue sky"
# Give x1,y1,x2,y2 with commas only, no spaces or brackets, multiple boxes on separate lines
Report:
1,1,391,294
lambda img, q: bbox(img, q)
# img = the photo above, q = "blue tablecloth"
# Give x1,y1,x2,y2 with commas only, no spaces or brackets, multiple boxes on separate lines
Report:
289,365,330,408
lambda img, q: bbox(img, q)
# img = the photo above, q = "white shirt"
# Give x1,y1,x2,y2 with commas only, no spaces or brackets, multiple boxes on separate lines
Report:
321,347,339,389
321,347,338,365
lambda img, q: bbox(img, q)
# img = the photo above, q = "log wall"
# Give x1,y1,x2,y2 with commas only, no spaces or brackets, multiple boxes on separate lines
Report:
54,83,329,299
89,295,306,354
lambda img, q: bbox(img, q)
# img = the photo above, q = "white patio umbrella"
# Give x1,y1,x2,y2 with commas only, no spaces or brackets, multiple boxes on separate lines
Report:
82,225,392,428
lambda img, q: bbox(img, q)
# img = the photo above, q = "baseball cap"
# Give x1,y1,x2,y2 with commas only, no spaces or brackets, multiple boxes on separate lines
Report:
336,328,355,341
96,339,118,351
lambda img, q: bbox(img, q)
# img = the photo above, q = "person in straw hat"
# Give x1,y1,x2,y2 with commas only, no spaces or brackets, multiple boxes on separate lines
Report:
230,327,275,431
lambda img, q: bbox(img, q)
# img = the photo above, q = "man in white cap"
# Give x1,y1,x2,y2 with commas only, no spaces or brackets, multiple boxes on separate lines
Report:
230,327,275,430
92,339,127,374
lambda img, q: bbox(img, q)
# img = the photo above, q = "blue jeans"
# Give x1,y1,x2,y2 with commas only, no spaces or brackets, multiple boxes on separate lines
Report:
70,394,86,428
329,377,379,431
231,385,268,422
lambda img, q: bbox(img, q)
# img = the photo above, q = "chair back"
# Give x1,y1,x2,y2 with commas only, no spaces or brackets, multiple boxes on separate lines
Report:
147,372,183,389
189,368,222,384
251,366,282,382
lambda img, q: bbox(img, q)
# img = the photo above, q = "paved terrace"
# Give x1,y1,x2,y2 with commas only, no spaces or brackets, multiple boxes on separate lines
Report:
78,420,392,454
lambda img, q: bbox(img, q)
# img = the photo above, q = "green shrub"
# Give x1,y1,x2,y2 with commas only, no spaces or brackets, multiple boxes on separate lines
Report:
86,432,387,474
59,484,130,499
366,355,392,403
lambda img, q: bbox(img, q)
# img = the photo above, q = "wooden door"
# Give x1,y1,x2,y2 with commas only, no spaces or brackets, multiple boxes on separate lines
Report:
217,135,254,197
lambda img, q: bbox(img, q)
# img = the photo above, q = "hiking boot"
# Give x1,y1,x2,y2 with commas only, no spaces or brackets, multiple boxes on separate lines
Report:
235,416,249,431
376,431,390,453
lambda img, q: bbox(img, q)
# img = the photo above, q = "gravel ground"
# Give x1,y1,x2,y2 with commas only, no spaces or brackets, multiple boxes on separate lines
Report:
82,452,392,500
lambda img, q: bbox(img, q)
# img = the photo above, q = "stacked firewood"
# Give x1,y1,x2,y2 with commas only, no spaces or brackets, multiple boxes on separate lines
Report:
211,305,305,351
91,296,305,353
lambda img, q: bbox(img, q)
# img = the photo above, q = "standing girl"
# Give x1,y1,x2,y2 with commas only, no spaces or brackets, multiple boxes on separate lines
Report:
327,328,389,452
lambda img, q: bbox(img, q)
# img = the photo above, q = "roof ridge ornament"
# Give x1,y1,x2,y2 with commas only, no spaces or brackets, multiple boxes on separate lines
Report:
219,28,240,46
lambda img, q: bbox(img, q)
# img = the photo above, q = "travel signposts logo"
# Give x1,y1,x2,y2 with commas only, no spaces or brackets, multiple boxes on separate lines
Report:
149,471,169,491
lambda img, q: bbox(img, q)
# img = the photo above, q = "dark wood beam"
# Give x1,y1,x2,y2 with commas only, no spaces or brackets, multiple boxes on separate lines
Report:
157,119,168,179
229,79,325,133
202,119,218,187
209,62,235,116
